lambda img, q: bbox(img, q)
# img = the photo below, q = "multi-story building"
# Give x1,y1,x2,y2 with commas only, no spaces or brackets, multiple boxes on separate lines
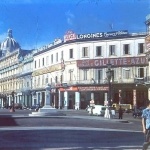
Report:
0,29,32,108
17,50,34,107
145,14,150,101
32,30,148,110
0,27,148,110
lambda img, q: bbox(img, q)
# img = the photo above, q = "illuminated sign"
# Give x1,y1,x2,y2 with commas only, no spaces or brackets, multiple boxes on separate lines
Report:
76,30,128,40
64,30,128,42
133,89,137,107
64,30,76,42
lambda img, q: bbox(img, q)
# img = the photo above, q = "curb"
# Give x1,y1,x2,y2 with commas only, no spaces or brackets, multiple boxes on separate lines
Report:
0,114,130,123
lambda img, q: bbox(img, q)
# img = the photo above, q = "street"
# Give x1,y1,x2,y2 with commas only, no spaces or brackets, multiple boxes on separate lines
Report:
0,128,142,150
0,109,144,150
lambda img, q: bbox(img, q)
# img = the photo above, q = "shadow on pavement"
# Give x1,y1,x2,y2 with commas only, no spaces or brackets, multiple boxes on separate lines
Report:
0,116,18,126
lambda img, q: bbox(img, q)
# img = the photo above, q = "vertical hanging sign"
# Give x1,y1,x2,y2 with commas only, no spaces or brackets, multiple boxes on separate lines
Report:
133,89,137,107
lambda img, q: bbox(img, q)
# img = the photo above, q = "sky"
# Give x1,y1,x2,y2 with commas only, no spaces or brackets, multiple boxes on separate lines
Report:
0,0,149,50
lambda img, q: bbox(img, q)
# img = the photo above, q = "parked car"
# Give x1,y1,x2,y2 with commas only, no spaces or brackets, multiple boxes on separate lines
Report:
132,107,145,118
14,103,22,109
22,104,28,109
86,105,93,112
30,104,42,111
88,105,106,116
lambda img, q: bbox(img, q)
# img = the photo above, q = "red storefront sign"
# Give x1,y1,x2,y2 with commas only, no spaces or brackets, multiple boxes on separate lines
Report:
78,86,108,91
59,86,78,92
59,86,109,92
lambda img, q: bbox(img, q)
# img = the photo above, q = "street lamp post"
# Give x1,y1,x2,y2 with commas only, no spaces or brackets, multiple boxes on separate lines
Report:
106,63,112,107
10,91,15,112
104,63,113,118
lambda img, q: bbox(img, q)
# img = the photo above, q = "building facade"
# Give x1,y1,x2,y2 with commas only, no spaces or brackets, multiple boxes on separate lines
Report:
32,30,148,110
0,29,33,108
0,28,148,110
144,14,150,102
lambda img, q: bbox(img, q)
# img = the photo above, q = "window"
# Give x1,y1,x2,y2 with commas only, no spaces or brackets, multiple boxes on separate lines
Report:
61,51,63,60
123,68,130,79
96,46,102,56
82,47,88,57
69,69,73,81
27,81,29,87
69,49,73,58
45,75,48,83
109,45,115,55
56,53,58,62
60,74,63,83
83,69,88,80
138,67,144,78
123,44,130,55
55,76,58,83
42,58,44,66
51,54,53,64
97,69,102,83
112,69,115,81
21,80,24,88
38,77,40,86
138,43,144,54
38,59,40,67
42,75,44,85
46,56,49,65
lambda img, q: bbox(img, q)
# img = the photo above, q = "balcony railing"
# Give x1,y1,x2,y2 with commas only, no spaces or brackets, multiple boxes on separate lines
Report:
31,76,150,89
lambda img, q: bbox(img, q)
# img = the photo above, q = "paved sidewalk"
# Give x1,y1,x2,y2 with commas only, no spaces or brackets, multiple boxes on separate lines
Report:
0,108,142,150
0,108,133,123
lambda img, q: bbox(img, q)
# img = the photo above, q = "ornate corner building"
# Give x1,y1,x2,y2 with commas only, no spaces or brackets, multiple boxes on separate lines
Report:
32,30,148,110
0,29,33,108
0,15,150,110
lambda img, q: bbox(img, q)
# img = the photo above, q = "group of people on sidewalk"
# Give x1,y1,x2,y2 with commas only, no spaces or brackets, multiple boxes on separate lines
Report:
109,100,150,149
110,106,123,119
142,100,150,150
119,99,150,150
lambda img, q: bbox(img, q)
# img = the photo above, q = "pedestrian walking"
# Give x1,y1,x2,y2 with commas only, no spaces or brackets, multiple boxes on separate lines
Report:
142,101,150,150
111,108,116,118
118,106,123,119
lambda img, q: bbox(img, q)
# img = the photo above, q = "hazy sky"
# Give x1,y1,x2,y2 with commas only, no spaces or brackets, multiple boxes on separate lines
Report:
0,0,149,50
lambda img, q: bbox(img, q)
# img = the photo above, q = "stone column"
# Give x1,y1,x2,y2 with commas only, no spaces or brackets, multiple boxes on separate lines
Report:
9,95,11,106
91,92,94,100
44,85,51,107
0,98,2,108
36,92,38,104
75,92,80,110
40,92,42,106
104,92,108,106
53,92,56,108
58,90,62,109
64,91,68,110
104,92,111,118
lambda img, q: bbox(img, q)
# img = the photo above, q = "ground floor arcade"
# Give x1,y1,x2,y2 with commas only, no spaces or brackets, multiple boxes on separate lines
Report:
0,83,148,110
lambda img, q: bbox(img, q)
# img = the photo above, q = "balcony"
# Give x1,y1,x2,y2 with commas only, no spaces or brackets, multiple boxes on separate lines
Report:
32,76,150,89
64,76,150,86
